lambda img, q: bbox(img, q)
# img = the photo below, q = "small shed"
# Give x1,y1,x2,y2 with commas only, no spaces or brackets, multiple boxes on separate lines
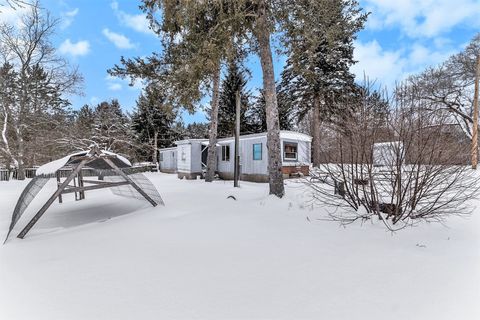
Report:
159,147,177,173
5,146,164,242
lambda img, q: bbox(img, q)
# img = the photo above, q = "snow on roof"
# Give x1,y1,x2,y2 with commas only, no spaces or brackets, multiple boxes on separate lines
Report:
159,147,178,152
36,150,131,176
175,131,312,145
36,151,87,176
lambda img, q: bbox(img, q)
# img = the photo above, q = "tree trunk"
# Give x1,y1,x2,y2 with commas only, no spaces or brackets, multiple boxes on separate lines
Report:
253,1,285,198
16,132,25,180
312,95,322,167
205,63,221,182
472,54,480,169
153,130,158,165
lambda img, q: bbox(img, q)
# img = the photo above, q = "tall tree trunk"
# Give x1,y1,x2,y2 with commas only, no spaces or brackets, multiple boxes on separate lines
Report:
153,130,159,171
254,1,285,198
205,63,221,182
312,95,322,167
16,131,25,180
153,130,158,165
472,54,480,169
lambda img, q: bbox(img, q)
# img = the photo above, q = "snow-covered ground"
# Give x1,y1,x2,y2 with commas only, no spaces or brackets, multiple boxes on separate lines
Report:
0,173,479,320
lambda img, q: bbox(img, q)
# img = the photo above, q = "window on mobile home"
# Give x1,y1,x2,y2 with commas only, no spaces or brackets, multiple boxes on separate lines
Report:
283,142,298,160
160,152,163,161
222,145,230,161
253,143,262,160
181,147,186,160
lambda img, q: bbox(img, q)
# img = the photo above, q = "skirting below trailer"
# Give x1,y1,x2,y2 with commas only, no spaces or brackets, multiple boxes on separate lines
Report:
160,168,176,174
177,172,203,180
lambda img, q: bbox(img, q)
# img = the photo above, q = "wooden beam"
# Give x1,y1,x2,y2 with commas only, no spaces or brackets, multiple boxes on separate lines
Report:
17,159,88,239
81,179,116,185
103,158,158,207
61,181,130,194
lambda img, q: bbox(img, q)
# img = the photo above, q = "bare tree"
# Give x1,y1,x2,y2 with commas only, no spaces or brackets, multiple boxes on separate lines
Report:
0,2,82,178
306,83,480,231
405,34,480,167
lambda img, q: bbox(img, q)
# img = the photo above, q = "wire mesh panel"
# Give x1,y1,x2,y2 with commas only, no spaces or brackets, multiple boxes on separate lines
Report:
105,172,164,205
4,176,50,242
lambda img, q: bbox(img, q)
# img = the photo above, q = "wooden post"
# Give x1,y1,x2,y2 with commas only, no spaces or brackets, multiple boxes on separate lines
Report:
472,54,480,170
103,157,159,207
234,90,240,188
56,171,62,204
17,159,88,239
78,169,85,200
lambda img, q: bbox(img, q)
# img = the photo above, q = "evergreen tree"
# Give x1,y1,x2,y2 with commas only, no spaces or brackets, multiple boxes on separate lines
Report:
131,84,177,163
92,99,132,155
216,60,255,137
279,0,368,166
250,86,294,133
184,122,210,139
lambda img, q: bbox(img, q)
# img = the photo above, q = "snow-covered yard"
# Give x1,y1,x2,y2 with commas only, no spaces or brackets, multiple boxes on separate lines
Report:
0,173,479,320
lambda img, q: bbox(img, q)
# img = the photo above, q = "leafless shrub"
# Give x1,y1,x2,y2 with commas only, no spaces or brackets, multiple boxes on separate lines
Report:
307,83,480,231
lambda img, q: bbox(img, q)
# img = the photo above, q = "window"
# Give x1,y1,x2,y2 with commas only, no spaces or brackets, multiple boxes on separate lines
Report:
283,142,298,160
253,143,262,160
159,152,163,161
221,145,230,161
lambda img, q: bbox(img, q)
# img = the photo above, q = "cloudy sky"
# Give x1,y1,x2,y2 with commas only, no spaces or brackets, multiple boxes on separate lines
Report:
1,0,479,123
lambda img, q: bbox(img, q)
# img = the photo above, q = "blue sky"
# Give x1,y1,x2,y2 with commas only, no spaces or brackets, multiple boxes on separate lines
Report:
1,0,479,124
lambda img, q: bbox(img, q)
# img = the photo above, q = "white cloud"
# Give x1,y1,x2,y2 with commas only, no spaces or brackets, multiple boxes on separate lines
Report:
60,8,79,29
0,5,29,26
102,28,135,49
58,39,90,57
352,40,406,88
351,39,458,89
105,74,144,92
110,1,154,35
363,0,480,38
108,83,122,91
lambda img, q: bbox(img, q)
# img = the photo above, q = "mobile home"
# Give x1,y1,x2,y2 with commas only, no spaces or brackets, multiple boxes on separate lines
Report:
159,131,312,182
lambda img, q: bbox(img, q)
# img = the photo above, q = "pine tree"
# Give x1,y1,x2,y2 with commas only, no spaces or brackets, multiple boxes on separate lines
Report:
131,84,177,163
279,0,368,167
216,60,255,138
92,99,132,155
250,86,294,133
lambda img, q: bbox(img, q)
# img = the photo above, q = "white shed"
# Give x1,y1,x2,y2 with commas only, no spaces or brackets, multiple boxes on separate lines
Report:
159,147,177,173
372,141,403,167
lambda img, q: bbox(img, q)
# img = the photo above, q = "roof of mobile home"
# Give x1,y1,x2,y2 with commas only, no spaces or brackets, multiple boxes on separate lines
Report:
173,131,312,146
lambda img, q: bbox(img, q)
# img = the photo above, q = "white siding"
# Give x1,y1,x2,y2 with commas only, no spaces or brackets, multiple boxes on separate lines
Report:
239,137,268,175
281,139,311,166
159,148,177,171
190,141,203,173
177,144,191,173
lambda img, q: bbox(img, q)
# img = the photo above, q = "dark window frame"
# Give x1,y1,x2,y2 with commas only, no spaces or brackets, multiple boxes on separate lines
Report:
283,141,298,161
221,145,230,161
253,143,262,160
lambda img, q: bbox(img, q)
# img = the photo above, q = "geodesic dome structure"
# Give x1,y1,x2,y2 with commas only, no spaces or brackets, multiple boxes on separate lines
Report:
5,146,164,242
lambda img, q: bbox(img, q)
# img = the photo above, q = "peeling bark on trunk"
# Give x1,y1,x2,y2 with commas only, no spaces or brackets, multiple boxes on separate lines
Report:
254,2,285,198
312,95,322,167
205,63,221,182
